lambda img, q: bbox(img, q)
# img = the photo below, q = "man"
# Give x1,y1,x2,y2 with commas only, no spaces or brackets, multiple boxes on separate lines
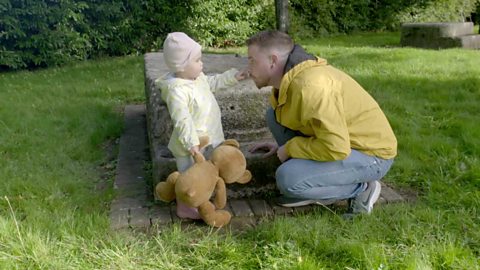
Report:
247,30,397,216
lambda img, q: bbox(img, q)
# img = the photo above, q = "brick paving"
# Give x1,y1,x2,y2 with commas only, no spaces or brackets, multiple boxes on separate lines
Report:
109,105,407,230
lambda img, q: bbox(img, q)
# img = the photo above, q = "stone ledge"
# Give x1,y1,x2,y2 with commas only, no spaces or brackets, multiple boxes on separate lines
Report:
401,22,474,38
144,183,405,229
400,22,480,49
110,104,411,230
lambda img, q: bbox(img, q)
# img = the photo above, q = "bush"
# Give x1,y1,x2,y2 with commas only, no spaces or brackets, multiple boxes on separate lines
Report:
82,0,192,56
2,0,478,70
289,0,480,39
0,0,192,70
0,0,91,69
289,0,338,38
0,0,273,70
178,0,275,47
396,0,480,25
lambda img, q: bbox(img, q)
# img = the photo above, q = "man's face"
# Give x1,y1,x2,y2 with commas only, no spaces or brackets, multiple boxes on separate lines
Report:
247,45,272,89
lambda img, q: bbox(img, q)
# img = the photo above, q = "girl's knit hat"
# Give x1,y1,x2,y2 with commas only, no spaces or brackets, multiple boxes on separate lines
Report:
163,32,201,72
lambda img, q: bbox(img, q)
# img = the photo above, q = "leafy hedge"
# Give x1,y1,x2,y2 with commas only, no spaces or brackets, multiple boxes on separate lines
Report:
289,0,480,39
0,0,478,70
0,0,192,70
181,0,274,48
0,1,89,69
396,0,479,25
0,0,274,70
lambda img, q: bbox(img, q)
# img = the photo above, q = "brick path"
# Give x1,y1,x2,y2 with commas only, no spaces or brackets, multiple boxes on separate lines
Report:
109,105,406,230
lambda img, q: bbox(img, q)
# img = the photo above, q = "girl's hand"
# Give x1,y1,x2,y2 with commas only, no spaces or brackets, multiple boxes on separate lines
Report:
189,145,200,156
235,68,250,81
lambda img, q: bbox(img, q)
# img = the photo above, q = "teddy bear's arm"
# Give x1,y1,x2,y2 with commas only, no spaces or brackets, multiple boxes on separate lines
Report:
213,176,227,209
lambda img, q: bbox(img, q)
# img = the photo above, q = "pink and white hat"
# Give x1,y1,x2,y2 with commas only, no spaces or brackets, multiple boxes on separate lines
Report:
163,32,201,72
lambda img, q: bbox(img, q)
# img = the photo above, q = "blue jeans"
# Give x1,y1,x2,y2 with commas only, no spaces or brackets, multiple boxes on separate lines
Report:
266,108,394,200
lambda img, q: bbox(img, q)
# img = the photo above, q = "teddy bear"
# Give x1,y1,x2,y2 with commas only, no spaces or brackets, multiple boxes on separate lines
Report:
155,139,252,227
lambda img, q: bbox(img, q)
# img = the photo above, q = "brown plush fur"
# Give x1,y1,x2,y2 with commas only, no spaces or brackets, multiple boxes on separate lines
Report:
155,139,252,227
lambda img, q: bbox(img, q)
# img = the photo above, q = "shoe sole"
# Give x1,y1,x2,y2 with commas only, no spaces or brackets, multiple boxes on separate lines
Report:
278,199,336,208
364,181,381,213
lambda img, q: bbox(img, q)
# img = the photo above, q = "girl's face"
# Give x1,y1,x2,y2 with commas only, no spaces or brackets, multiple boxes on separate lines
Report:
177,50,203,80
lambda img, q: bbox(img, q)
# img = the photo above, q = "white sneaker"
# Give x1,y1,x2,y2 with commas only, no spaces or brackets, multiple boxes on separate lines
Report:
349,181,381,214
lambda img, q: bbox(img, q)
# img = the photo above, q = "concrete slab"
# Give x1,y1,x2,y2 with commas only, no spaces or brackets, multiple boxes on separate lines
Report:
401,22,479,49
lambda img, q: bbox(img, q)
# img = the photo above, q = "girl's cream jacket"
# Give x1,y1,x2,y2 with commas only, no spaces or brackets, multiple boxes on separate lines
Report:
155,69,238,157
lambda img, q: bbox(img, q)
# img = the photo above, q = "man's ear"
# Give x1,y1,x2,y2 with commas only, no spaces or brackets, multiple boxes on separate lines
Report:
270,54,278,68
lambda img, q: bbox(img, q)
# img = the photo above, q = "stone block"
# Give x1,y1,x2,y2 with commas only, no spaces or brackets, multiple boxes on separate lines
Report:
381,185,404,203
109,209,129,230
129,207,150,228
249,199,274,217
401,22,479,49
150,205,173,225
110,197,147,211
268,200,294,215
144,52,280,198
292,204,315,215
144,53,271,143
229,199,254,217
457,34,480,49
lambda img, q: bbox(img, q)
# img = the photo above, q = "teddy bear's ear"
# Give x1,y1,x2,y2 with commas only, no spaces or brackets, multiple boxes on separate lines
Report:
198,136,210,149
155,172,179,202
221,139,240,148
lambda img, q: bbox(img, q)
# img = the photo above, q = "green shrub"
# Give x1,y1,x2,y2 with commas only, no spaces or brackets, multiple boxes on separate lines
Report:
178,0,275,47
289,0,338,38
396,0,480,24
0,0,91,69
0,0,273,70
82,0,192,56
2,0,478,70
289,0,480,39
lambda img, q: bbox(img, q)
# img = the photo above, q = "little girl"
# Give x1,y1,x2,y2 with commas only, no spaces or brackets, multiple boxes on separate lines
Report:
155,32,248,219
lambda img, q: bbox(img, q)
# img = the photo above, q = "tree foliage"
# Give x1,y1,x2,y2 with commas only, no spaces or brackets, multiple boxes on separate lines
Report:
0,0,478,70
289,0,480,39
180,0,274,47
0,0,193,70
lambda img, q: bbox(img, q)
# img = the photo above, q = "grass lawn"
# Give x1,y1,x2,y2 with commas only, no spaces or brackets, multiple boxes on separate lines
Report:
1,32,479,269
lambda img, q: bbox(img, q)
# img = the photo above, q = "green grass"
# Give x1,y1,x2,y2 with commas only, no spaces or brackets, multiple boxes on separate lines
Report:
1,32,479,269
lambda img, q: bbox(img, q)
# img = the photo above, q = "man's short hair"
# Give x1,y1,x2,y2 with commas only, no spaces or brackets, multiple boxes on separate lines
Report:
246,30,294,56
